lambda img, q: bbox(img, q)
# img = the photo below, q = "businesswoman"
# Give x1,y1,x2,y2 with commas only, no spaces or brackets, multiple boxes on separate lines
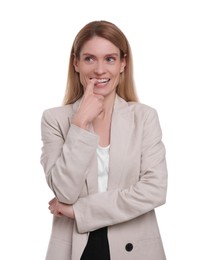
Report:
40,20,168,260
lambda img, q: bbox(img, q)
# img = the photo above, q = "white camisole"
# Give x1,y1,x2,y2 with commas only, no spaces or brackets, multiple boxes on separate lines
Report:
96,145,110,193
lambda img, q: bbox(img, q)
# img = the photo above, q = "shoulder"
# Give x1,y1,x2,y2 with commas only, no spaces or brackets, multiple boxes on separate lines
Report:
41,104,75,126
116,95,158,117
127,102,163,137
40,105,77,138
128,102,158,117
42,105,73,117
128,102,160,127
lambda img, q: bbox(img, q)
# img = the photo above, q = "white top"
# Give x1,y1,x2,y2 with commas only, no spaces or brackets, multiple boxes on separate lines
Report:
96,145,110,192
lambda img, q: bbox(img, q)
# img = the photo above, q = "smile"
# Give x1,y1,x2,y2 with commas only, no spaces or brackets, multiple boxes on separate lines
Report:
90,78,110,84
96,78,110,83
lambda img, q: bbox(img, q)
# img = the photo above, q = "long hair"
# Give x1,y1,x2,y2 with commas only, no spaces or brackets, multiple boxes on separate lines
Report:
63,20,139,105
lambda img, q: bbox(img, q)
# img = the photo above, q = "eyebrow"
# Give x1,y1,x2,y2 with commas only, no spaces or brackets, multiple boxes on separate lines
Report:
82,53,119,57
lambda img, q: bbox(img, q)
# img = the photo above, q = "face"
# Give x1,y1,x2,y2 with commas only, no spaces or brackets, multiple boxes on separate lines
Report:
74,36,126,98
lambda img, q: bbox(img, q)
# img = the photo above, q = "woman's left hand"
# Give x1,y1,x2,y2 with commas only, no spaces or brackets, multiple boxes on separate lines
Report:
48,197,75,219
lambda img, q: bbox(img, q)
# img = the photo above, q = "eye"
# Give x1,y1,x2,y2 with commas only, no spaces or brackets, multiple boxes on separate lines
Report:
84,56,95,63
106,56,116,63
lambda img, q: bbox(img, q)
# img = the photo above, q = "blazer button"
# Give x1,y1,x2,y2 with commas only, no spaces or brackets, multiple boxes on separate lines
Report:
125,243,133,252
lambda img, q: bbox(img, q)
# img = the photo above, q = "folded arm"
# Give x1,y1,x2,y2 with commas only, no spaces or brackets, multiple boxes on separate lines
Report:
73,108,168,233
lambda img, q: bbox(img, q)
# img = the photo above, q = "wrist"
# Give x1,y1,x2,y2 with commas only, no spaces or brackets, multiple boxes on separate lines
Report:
71,116,89,130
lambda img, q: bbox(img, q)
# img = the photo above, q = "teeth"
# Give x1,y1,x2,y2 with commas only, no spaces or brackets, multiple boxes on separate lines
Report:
97,79,109,83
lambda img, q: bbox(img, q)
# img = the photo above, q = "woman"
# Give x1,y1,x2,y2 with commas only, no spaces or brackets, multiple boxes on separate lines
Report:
40,20,168,260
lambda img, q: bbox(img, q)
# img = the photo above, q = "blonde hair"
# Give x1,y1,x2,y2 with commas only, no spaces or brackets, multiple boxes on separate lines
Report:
63,20,139,104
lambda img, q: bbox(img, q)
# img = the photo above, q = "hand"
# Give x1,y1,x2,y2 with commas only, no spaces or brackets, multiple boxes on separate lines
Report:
48,197,75,219
71,79,104,129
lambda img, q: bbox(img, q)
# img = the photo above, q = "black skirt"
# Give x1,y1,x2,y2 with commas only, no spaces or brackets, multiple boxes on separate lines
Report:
80,227,110,260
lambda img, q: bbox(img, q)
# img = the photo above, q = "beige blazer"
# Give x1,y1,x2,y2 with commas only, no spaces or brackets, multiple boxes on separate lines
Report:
40,95,168,260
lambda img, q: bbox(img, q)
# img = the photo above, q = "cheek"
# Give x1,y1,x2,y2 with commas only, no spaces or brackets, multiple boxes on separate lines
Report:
113,75,120,86
79,74,86,86
112,65,123,76
78,66,91,79
78,73,90,89
111,73,122,88
112,69,121,81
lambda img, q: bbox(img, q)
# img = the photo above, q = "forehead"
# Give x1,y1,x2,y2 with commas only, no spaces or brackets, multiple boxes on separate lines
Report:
80,36,120,55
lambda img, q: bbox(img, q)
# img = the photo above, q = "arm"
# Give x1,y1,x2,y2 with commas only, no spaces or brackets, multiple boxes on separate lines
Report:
40,80,105,204
40,109,99,204
73,108,168,233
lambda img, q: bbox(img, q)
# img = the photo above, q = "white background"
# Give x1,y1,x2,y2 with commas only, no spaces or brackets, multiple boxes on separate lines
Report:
0,0,204,259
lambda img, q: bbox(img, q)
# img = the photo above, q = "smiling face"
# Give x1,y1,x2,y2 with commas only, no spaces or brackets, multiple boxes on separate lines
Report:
74,36,126,98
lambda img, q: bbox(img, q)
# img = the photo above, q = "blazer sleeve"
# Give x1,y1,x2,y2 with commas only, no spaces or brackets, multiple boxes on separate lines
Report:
40,109,99,204
73,108,168,233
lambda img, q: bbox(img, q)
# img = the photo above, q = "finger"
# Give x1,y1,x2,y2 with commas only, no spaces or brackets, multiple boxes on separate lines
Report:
51,210,62,217
49,203,58,212
48,204,54,211
54,213,63,217
84,78,97,95
48,197,56,205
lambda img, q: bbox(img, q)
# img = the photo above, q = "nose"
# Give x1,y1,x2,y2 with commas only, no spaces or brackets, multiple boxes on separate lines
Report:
94,61,106,75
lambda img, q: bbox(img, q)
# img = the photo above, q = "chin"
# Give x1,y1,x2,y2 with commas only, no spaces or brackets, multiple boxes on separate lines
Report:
94,89,116,98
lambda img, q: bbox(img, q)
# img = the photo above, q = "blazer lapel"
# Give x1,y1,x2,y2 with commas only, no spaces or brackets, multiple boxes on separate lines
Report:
108,96,134,190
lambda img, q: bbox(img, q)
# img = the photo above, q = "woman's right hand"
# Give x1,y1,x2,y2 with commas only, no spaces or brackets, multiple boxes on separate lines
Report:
71,79,104,130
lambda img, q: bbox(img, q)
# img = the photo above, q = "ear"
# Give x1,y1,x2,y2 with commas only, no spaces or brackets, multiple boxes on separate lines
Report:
73,54,80,72
120,56,126,73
